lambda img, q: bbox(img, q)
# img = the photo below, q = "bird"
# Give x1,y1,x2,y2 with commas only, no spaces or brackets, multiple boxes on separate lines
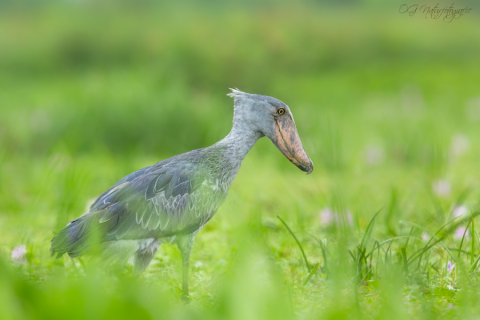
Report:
50,89,313,300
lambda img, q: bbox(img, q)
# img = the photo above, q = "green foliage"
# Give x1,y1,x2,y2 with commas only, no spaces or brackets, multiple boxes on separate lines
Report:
1,2,480,319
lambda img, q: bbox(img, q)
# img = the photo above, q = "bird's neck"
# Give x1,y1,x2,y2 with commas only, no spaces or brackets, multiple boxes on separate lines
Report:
209,124,262,174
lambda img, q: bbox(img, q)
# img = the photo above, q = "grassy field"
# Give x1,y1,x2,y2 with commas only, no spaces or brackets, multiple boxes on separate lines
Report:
1,1,480,319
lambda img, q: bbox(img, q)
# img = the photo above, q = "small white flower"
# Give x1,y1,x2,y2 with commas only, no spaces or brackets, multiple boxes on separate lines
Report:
452,205,468,218
422,232,430,242
433,180,451,197
450,134,470,157
11,245,27,265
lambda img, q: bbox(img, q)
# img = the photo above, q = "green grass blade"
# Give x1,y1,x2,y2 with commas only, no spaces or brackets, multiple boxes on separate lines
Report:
472,213,475,266
457,220,472,260
277,215,311,272
401,220,459,264
303,263,321,286
360,208,383,251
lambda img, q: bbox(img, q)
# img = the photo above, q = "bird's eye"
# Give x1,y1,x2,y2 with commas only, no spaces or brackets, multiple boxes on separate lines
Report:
278,108,285,115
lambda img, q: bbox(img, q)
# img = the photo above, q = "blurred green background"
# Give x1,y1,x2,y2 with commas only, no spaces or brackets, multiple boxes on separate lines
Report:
1,1,480,319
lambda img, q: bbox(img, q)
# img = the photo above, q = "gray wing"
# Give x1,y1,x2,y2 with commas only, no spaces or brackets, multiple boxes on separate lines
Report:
51,158,224,258
91,162,213,240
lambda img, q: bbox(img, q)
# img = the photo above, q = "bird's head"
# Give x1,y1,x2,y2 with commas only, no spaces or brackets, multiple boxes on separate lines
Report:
227,89,313,174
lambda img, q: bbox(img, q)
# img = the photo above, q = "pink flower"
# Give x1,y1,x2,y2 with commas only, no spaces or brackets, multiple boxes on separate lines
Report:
433,180,451,197
320,208,334,224
11,245,27,265
319,208,353,226
453,227,469,240
452,206,468,218
447,261,455,273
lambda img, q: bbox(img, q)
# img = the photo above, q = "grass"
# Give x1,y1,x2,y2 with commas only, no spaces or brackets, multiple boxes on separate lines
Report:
1,1,480,319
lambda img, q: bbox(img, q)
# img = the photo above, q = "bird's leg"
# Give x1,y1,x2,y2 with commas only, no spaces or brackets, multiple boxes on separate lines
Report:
133,240,160,277
176,234,195,302
181,254,190,301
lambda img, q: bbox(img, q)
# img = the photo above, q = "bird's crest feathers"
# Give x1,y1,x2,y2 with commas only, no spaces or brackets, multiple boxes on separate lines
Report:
227,88,248,100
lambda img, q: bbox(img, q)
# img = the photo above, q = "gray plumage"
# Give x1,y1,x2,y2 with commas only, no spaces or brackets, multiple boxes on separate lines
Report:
50,89,313,299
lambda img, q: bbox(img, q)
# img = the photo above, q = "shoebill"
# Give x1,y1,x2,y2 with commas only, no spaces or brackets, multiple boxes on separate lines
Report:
50,89,314,300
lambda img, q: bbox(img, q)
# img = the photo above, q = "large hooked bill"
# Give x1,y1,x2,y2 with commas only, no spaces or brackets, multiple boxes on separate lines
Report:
273,115,314,174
